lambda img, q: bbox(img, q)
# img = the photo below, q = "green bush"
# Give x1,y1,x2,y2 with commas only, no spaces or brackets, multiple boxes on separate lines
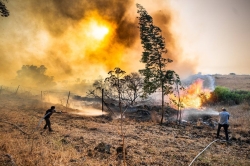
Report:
210,86,250,105
246,93,250,100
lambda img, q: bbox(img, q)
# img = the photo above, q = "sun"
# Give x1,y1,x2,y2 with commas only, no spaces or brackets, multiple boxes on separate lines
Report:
89,21,109,40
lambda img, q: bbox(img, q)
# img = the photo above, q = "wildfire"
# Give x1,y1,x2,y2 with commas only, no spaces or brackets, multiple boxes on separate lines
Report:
172,79,211,109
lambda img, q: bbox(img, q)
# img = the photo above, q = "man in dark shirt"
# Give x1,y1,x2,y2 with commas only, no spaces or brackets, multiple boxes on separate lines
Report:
44,106,57,132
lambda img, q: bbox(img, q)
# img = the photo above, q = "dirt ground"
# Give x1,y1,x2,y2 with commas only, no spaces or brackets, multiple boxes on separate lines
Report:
0,74,250,166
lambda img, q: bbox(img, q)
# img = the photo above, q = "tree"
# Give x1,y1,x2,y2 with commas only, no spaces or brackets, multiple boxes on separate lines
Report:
122,72,144,105
170,76,185,124
15,65,56,89
105,67,127,165
0,0,9,17
90,72,144,106
91,77,115,100
137,4,179,124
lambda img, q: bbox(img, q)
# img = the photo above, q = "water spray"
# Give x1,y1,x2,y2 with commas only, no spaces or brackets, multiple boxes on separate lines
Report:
182,108,219,121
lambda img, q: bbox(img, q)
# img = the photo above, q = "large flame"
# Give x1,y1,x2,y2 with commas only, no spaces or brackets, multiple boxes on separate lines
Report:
172,79,211,109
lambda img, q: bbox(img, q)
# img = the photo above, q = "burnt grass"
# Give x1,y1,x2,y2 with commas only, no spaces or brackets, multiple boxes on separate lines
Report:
0,91,250,166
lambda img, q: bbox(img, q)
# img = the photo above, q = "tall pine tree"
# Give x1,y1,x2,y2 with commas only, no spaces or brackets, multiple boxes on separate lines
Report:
137,4,180,124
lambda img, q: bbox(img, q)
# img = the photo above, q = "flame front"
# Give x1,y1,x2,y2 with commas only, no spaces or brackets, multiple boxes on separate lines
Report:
172,79,211,109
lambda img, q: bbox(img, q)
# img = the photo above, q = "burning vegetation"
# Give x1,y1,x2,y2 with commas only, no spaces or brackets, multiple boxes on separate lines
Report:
0,1,250,166
0,76,250,165
172,78,212,109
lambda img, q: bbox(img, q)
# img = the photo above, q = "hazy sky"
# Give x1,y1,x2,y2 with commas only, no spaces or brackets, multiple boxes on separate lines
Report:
0,0,249,85
169,0,250,75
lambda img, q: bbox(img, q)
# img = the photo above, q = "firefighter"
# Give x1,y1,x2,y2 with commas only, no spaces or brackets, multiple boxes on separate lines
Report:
43,106,59,132
216,108,230,141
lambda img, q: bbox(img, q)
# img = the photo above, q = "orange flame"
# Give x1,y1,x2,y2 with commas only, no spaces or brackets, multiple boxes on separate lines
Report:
172,79,211,109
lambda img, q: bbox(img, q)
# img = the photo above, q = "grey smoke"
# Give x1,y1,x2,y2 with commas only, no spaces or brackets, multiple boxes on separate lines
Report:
182,108,219,121
181,73,215,90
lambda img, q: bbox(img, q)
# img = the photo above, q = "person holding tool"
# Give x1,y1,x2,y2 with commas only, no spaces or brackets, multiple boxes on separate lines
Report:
216,108,230,141
43,106,61,132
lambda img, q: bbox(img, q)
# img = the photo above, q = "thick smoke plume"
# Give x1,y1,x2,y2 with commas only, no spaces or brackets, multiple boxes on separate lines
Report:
0,0,197,88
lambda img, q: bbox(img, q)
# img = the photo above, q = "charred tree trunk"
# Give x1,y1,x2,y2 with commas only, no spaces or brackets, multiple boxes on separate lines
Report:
160,81,164,125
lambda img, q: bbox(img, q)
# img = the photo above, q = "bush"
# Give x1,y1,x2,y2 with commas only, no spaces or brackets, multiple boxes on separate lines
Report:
210,86,250,105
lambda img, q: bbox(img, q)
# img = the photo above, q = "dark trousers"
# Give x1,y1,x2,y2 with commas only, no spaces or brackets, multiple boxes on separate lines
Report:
217,124,229,141
44,118,52,131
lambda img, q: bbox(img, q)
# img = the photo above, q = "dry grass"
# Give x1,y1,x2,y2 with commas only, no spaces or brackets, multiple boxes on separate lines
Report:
214,74,250,91
0,92,250,166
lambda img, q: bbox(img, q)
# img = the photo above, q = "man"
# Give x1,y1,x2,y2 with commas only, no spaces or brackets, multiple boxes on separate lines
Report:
216,108,230,141
43,106,58,132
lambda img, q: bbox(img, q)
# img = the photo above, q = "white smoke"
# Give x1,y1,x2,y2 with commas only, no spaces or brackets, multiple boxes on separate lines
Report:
181,73,215,90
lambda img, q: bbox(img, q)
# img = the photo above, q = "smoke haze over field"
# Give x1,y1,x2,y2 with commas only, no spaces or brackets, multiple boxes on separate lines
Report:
0,0,217,86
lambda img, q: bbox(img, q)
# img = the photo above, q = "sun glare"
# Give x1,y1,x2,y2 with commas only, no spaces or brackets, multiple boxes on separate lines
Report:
89,21,109,40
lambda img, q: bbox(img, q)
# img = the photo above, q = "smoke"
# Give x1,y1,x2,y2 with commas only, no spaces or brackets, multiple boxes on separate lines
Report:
0,0,198,88
30,0,137,43
71,108,106,116
181,73,215,90
41,91,105,116
13,65,56,89
182,108,219,121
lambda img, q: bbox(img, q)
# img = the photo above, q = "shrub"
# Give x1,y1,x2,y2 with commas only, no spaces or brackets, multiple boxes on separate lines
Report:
210,86,250,105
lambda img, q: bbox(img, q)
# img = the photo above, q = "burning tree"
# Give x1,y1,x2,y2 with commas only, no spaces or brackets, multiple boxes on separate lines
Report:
137,4,180,124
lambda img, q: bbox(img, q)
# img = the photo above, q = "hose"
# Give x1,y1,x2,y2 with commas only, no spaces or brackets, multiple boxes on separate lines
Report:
0,112,51,135
188,139,219,166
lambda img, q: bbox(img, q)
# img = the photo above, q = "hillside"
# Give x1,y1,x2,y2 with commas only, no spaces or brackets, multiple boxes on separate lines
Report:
0,75,250,166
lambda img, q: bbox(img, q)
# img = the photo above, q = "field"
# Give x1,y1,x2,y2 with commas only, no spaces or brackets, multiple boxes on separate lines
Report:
0,75,250,166
214,74,250,91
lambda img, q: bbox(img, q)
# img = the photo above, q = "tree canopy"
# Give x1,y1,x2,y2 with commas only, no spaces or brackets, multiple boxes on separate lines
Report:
0,0,9,17
137,4,180,124
15,65,56,89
